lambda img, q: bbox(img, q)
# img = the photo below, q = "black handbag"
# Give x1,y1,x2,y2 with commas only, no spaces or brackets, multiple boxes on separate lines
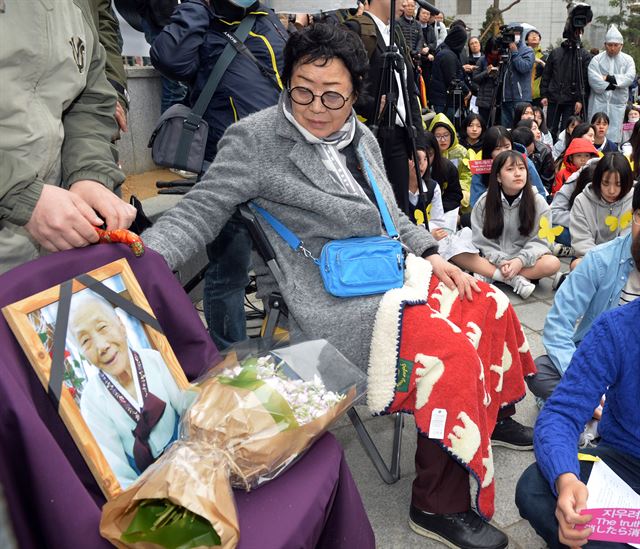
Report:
148,14,256,174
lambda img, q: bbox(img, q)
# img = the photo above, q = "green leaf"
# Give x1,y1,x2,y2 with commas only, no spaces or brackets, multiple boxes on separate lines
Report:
121,499,221,549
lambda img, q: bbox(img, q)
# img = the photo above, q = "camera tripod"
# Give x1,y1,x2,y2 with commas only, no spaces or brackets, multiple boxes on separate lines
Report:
370,0,430,227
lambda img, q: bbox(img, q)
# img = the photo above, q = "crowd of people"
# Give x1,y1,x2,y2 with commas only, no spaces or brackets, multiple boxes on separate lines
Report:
1,0,639,548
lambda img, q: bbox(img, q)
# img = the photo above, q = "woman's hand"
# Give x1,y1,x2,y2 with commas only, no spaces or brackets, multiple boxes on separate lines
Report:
427,254,481,301
499,258,523,280
555,473,592,548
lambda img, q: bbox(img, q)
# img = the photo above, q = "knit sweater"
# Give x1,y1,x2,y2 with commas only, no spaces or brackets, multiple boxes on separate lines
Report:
142,101,438,370
534,297,640,493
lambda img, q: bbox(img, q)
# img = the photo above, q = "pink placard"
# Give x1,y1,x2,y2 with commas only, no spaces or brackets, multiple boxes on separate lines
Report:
577,508,640,543
623,122,637,131
469,159,493,175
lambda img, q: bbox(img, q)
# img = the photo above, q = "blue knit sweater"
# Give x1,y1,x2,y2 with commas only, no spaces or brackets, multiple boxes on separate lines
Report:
534,297,640,493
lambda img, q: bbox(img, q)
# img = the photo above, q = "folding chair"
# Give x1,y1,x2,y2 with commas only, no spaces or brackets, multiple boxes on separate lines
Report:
238,204,404,484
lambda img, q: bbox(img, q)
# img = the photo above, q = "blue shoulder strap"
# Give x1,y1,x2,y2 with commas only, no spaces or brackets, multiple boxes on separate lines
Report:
359,152,399,238
250,148,399,254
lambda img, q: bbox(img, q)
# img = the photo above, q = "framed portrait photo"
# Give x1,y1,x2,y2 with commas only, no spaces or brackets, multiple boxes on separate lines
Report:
2,259,191,499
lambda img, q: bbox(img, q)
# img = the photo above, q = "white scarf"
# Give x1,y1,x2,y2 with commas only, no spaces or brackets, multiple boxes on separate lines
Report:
282,96,365,197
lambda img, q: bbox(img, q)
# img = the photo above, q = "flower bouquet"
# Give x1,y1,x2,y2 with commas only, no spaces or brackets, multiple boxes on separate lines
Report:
100,338,366,548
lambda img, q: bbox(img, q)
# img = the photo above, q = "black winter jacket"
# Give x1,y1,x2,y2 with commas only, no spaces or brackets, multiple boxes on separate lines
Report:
428,44,467,108
432,157,463,212
540,42,592,105
472,56,499,109
150,0,286,161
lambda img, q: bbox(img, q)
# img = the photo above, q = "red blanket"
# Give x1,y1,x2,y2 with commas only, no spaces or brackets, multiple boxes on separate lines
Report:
368,255,536,519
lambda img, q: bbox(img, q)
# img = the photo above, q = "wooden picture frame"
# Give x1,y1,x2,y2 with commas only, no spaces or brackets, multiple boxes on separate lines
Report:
2,259,190,499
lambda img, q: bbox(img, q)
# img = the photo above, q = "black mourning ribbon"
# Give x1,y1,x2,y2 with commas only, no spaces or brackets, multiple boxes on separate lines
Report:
48,273,163,410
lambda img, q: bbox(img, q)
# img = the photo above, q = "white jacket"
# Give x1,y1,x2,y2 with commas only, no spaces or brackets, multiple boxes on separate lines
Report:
587,51,636,143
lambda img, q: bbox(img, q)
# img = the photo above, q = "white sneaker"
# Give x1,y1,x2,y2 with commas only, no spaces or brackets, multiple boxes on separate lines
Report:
552,271,567,291
504,275,535,299
473,273,493,284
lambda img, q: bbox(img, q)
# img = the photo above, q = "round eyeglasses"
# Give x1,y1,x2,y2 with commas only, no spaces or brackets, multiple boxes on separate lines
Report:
288,86,352,110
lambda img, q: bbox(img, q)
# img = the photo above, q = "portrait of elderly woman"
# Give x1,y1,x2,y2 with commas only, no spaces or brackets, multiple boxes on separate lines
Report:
68,291,185,489
142,23,535,549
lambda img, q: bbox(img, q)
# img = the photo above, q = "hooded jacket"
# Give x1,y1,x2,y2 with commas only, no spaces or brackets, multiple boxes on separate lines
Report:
587,35,636,143
150,0,286,161
550,157,600,229
471,190,552,268
428,113,472,210
427,26,469,108
502,38,535,103
569,183,634,257
554,138,599,194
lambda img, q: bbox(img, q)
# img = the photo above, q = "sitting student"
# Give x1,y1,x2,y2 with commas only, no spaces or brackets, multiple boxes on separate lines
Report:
552,115,582,161
471,150,561,298
516,291,640,548
421,133,463,221
528,183,640,401
513,123,555,195
512,101,534,126
591,111,620,153
622,105,640,146
533,106,554,148
554,137,600,194
408,146,501,280
459,112,485,153
428,113,472,212
570,152,635,269
470,126,548,207
549,159,598,255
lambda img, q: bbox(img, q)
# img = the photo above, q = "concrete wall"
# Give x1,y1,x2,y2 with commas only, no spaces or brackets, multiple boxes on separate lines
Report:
117,65,162,175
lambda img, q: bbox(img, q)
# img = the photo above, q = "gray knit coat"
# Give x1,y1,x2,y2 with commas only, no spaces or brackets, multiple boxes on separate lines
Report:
142,103,438,370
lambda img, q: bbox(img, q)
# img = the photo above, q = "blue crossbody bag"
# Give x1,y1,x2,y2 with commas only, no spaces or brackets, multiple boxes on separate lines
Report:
251,154,405,298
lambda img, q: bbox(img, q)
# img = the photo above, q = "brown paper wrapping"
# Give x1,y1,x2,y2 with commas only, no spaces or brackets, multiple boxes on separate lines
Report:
184,378,357,488
100,442,239,549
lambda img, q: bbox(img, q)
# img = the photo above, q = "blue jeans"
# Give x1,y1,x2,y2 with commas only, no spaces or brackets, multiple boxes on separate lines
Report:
516,445,640,549
203,216,251,351
141,20,188,113
557,226,571,247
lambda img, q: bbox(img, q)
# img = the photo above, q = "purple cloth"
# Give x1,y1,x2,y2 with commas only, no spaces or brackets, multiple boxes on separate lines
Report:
0,245,374,549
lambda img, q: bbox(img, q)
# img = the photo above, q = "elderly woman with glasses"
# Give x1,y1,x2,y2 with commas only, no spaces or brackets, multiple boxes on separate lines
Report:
143,23,536,549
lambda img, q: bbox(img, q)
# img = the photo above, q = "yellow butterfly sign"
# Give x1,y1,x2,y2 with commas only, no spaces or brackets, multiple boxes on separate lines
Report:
414,203,433,227
605,210,633,233
538,216,564,244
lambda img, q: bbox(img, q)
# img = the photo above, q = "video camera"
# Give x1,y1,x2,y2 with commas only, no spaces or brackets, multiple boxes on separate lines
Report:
563,2,593,40
415,0,440,15
496,24,523,59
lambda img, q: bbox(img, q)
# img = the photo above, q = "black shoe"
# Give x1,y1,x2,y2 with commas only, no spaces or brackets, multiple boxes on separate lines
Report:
409,505,508,549
491,417,533,450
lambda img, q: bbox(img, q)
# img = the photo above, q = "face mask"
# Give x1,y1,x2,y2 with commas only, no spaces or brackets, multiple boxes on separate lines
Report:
629,114,640,123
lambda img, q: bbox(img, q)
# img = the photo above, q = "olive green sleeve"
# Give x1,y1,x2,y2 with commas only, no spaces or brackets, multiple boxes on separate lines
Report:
0,151,45,226
61,3,125,190
90,0,129,108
